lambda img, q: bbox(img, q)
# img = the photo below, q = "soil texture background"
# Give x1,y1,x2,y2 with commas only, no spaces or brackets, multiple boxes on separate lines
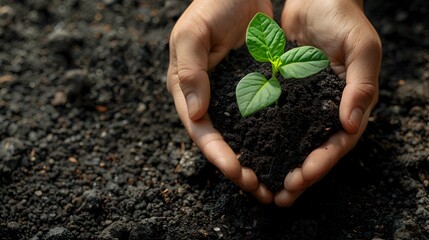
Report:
0,0,428,239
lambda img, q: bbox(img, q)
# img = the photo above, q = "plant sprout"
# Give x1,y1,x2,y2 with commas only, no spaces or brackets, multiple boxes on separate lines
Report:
236,12,330,117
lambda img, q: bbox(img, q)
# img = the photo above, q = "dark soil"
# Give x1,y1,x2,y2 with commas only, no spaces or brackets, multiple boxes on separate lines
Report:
0,0,428,239
209,47,344,191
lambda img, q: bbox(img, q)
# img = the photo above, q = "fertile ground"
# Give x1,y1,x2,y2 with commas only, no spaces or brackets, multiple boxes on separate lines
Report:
1,0,428,239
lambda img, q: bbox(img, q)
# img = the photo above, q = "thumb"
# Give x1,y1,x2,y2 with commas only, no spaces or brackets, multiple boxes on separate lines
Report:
340,33,382,134
175,32,211,121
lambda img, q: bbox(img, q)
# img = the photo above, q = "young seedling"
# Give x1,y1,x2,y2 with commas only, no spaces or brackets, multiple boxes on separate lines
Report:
236,12,330,117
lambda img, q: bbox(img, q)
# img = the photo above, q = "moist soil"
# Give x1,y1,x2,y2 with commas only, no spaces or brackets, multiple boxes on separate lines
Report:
209,46,344,192
1,0,429,239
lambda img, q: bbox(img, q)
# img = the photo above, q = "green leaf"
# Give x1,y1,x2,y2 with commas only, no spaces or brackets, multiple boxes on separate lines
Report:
246,12,285,63
279,46,330,79
236,72,281,117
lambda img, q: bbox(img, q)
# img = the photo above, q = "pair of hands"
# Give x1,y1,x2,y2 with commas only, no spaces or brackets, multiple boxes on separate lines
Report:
167,0,381,207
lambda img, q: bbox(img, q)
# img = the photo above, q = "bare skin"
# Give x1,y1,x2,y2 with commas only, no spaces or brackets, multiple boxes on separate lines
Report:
275,0,382,206
167,0,382,206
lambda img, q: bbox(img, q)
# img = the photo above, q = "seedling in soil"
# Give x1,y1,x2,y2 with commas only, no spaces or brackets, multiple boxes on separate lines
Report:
236,12,330,117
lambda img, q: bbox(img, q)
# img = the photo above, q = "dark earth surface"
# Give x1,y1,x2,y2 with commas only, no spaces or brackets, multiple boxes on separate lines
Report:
0,0,428,239
209,47,345,192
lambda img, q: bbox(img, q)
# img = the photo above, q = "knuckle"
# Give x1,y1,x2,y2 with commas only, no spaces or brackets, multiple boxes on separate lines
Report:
368,36,382,58
356,82,378,105
177,68,199,86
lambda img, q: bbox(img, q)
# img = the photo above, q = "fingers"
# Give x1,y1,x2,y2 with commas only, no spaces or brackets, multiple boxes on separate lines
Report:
171,83,242,180
283,168,305,192
168,20,270,204
275,78,375,208
238,167,258,191
300,130,360,183
170,0,274,121
274,189,305,207
169,79,263,191
189,117,272,202
340,23,382,134
173,28,211,121
167,0,278,205
194,121,272,202
275,169,305,207
252,183,274,204
169,64,280,207
275,121,368,207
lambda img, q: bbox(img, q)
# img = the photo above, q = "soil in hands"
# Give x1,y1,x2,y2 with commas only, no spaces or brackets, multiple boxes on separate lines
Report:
209,45,345,191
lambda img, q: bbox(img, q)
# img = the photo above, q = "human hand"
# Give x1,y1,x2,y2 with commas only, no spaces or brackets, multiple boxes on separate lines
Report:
167,0,274,203
274,0,382,206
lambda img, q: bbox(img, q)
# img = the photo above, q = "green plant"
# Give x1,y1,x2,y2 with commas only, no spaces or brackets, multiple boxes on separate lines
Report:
236,12,330,117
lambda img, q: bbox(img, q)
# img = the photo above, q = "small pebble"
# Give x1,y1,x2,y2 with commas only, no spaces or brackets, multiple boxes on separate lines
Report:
43,226,74,240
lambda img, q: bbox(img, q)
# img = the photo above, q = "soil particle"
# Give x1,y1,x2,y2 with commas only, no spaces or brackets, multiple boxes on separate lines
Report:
0,5,16,27
43,227,74,240
175,144,207,178
0,137,25,161
99,220,133,240
0,137,25,180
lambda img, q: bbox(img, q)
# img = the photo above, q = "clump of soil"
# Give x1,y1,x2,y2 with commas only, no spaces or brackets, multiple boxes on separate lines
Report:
209,46,345,191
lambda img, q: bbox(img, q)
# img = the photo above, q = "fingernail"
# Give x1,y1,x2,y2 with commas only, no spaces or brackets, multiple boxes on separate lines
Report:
349,108,363,131
185,92,200,118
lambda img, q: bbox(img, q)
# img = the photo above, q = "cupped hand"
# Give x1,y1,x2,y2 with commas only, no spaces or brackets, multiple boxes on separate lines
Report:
167,0,274,203
275,0,382,206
